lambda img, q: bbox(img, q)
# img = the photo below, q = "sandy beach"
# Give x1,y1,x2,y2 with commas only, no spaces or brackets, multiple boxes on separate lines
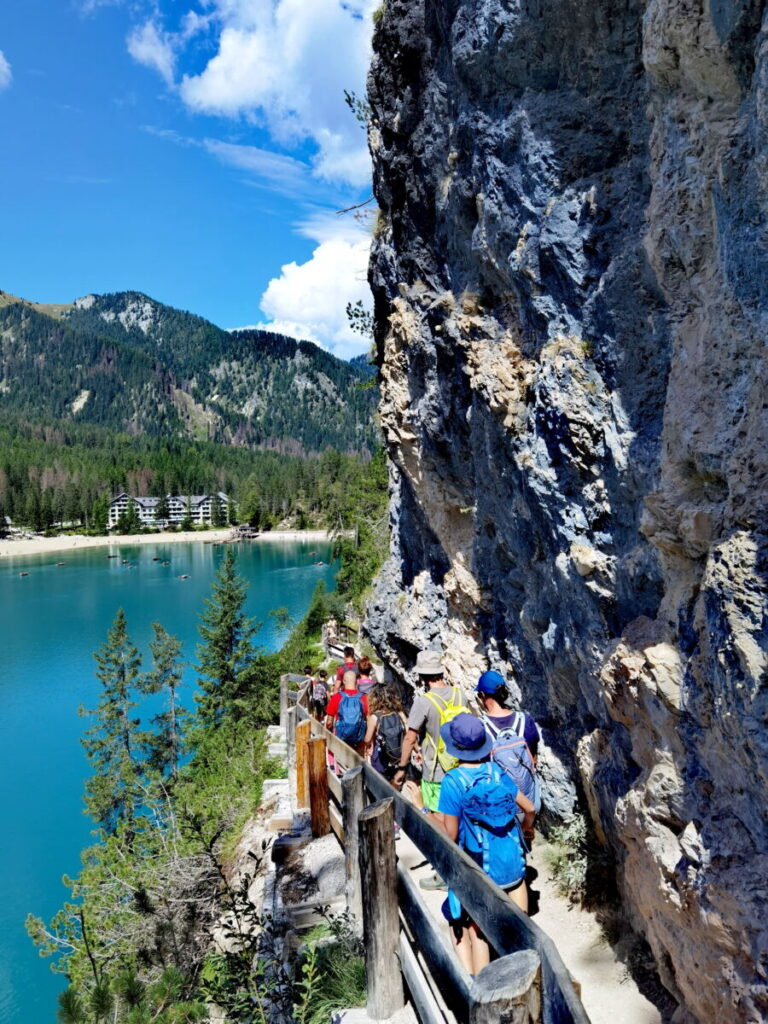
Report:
0,528,338,559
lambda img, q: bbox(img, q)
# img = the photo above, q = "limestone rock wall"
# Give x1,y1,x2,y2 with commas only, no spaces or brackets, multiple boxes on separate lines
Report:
365,1,767,1020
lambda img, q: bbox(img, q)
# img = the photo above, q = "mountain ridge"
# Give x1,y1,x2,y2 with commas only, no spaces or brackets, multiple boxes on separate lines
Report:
0,289,378,456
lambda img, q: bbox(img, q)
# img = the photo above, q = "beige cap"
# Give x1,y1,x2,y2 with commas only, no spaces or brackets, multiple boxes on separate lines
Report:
415,649,444,675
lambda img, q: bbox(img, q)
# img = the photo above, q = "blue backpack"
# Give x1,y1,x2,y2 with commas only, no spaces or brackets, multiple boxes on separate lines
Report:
484,715,542,815
452,764,526,887
334,692,366,744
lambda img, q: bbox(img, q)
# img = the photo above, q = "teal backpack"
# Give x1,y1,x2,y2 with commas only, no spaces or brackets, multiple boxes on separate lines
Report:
452,764,526,887
334,692,366,744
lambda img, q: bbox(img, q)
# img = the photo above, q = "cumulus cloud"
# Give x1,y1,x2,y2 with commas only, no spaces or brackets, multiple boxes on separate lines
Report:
127,20,176,86
0,50,12,91
179,0,377,187
256,213,372,359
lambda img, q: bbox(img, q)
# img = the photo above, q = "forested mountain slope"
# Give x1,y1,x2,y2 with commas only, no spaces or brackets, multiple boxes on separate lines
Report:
0,291,378,455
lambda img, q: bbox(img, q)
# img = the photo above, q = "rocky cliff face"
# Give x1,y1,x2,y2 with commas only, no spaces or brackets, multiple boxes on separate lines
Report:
365,1,767,1020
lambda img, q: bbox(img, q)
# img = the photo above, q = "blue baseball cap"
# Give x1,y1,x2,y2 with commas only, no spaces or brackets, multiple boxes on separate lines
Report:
440,713,493,761
476,670,505,694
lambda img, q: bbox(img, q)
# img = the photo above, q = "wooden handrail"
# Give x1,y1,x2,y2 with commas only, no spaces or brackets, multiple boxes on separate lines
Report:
280,676,589,1024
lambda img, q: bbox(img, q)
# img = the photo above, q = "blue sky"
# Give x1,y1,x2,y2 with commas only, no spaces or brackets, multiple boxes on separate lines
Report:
0,0,376,357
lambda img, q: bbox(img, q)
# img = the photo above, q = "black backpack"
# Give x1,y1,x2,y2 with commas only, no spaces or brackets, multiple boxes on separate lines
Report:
376,712,405,766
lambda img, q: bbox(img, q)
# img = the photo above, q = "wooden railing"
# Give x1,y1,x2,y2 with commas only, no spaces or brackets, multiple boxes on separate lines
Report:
281,676,590,1024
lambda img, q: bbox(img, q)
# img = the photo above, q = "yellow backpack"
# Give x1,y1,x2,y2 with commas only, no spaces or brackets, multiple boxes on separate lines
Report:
423,686,465,774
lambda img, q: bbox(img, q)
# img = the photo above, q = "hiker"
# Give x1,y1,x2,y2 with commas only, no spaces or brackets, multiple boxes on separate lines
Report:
391,649,467,890
335,646,358,685
476,670,542,822
356,656,378,696
403,713,535,976
311,669,330,721
325,669,368,754
364,684,407,780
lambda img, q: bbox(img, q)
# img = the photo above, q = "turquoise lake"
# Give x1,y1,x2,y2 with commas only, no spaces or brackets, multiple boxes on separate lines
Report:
0,538,336,1023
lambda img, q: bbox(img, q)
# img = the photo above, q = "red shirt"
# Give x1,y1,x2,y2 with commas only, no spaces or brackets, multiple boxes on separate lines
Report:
336,660,358,682
326,689,369,720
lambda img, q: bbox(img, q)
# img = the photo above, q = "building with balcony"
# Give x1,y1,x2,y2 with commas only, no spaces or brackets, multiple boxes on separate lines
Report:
107,492,229,530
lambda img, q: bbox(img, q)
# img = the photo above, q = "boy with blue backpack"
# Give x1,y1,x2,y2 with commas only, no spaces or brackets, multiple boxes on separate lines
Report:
475,670,542,822
324,669,369,753
404,713,535,976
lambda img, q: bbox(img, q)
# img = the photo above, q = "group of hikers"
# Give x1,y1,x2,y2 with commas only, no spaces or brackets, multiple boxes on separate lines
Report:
302,644,542,977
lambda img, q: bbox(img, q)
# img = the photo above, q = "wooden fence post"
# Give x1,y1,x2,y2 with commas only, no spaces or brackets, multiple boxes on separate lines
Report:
295,720,311,810
468,950,542,1024
285,705,297,812
358,798,404,1019
308,737,331,837
280,674,289,730
341,766,364,931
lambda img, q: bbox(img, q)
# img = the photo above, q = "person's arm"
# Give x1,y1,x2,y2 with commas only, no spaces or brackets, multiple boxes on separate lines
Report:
324,694,338,732
392,728,419,787
516,791,535,835
402,781,457,840
363,713,378,753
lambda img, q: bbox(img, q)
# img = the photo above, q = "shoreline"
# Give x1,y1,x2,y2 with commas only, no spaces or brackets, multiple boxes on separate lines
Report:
0,528,339,559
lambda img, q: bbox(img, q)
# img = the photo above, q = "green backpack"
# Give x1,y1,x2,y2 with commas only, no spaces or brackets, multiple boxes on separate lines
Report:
423,687,465,773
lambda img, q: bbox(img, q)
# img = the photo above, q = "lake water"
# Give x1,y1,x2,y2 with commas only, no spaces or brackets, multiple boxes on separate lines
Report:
0,539,336,1023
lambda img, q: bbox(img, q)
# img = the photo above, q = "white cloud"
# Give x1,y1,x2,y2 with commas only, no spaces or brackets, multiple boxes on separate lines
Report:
257,215,372,359
0,50,12,91
202,139,310,195
179,0,377,187
143,124,317,198
127,21,176,86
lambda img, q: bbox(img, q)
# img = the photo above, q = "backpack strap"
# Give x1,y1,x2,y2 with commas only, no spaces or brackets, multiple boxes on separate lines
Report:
483,715,501,739
422,690,447,774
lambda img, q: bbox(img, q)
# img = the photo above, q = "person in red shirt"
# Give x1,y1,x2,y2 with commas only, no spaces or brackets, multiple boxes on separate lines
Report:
335,647,358,684
325,670,368,753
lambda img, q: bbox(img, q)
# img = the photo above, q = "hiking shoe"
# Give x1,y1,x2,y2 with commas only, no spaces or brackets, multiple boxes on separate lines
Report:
419,874,447,891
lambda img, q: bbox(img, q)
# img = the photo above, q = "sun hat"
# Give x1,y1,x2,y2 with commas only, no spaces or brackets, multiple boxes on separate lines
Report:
415,650,444,675
440,713,494,761
476,669,506,694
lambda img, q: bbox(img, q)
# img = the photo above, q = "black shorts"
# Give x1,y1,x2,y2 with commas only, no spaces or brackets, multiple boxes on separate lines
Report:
312,699,326,716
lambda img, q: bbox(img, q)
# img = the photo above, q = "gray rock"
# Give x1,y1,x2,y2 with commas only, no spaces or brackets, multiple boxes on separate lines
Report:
365,1,768,1020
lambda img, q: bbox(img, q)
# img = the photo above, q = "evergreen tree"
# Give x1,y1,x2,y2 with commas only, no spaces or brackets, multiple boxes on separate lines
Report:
180,496,193,532
210,493,224,527
196,549,257,727
140,624,187,783
91,494,109,534
80,609,141,834
115,503,141,534
155,494,171,527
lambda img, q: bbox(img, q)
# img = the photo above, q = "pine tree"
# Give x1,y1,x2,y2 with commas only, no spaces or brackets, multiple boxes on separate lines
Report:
91,494,109,534
210,493,224,527
140,624,187,782
180,496,193,532
155,494,171,528
80,609,142,834
196,549,257,727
